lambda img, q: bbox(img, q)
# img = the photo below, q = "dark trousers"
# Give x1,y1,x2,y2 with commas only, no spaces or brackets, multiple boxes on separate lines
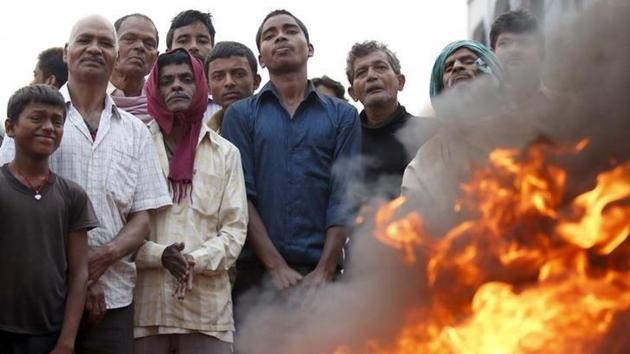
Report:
0,330,58,354
75,304,134,354
134,333,232,354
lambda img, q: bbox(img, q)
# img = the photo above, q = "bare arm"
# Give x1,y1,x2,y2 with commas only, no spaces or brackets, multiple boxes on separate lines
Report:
88,210,150,281
51,230,88,354
303,226,347,286
247,201,303,289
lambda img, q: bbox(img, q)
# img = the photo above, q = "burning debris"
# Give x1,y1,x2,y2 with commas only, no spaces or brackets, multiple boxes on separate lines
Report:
331,139,630,354
236,3,630,354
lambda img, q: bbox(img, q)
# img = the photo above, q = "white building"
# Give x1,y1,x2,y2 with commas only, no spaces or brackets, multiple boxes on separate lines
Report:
468,0,587,46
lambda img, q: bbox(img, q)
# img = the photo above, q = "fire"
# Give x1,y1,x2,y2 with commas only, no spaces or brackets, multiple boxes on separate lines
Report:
336,139,630,354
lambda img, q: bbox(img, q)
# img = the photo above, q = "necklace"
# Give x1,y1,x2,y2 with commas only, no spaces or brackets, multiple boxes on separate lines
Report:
12,163,50,200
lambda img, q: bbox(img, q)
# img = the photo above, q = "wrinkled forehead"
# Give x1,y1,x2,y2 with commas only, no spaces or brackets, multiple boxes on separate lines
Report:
445,47,479,64
159,62,194,77
69,16,116,43
118,16,158,39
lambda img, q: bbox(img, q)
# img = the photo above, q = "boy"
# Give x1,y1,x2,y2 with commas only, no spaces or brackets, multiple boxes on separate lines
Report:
0,84,98,354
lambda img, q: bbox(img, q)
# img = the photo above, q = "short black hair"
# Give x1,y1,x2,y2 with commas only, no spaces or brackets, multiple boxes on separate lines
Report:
166,10,215,49
37,47,67,88
157,48,192,71
345,41,401,84
204,41,258,81
490,8,543,50
7,84,67,122
255,9,309,51
114,13,160,48
312,75,346,100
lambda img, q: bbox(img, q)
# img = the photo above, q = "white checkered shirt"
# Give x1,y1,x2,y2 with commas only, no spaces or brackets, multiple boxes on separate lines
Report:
0,84,172,309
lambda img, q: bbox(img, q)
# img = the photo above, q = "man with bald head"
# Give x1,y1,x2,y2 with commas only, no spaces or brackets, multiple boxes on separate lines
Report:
0,15,171,354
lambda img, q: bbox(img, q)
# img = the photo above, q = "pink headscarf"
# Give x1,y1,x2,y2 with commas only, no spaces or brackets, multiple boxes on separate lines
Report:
145,48,209,203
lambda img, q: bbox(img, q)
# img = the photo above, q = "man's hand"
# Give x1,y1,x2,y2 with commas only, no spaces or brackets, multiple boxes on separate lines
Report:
302,267,334,287
83,282,106,326
162,242,190,281
87,245,115,281
268,262,303,290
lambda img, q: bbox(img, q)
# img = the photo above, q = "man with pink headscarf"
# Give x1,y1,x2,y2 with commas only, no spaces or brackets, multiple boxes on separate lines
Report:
133,48,248,354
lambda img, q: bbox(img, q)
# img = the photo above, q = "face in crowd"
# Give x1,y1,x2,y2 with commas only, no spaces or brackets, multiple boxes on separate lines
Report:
159,62,197,113
115,16,159,77
494,32,543,83
171,21,214,63
258,14,313,73
348,50,404,109
64,16,117,84
207,55,261,108
441,47,482,90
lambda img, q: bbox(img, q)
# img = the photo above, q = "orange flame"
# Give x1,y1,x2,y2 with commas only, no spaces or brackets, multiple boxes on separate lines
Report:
334,139,630,354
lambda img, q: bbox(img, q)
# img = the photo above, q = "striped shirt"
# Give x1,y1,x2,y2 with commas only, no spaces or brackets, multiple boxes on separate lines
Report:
134,121,247,339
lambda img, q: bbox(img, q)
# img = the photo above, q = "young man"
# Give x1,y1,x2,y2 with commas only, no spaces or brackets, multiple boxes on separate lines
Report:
0,15,171,354
166,9,221,126
0,84,98,354
490,9,547,107
133,48,247,354
222,10,360,299
109,13,160,123
204,41,261,133
31,47,68,88
346,40,438,199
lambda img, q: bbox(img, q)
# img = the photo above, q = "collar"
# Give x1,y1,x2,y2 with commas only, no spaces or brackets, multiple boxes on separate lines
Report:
256,80,325,106
60,83,122,120
149,117,219,149
360,103,407,129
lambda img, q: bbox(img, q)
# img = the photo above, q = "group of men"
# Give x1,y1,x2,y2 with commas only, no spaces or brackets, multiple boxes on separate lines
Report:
0,7,548,354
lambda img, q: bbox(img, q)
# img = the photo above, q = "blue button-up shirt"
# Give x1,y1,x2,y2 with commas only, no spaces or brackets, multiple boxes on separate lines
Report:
222,81,361,266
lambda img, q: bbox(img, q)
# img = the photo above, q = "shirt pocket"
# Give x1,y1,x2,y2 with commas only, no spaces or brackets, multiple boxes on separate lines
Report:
106,147,139,215
190,170,223,217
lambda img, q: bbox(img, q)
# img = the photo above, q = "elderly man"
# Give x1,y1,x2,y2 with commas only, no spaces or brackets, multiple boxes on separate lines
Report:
428,39,503,117
0,15,171,354
204,41,261,133
346,40,438,199
133,48,247,354
400,40,511,234
166,9,221,126
31,47,68,88
108,13,159,123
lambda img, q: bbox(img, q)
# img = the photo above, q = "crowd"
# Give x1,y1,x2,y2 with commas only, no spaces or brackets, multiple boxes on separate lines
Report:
0,7,552,354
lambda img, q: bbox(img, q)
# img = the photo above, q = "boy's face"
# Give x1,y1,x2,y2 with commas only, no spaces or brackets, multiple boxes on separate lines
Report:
5,102,65,159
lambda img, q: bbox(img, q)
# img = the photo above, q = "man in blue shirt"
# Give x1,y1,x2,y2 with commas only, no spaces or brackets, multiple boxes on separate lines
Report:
222,10,360,297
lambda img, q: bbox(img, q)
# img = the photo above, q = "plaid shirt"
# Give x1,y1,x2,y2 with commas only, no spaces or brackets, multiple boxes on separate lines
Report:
134,121,247,335
0,84,172,309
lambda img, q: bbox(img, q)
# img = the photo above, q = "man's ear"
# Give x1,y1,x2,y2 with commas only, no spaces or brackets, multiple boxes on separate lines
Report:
397,74,406,91
307,43,314,58
45,75,57,88
258,54,266,69
253,74,262,90
5,119,15,138
348,85,359,102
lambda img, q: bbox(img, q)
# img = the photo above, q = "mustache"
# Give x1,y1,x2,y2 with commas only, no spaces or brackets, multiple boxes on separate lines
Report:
165,92,192,102
80,55,105,65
